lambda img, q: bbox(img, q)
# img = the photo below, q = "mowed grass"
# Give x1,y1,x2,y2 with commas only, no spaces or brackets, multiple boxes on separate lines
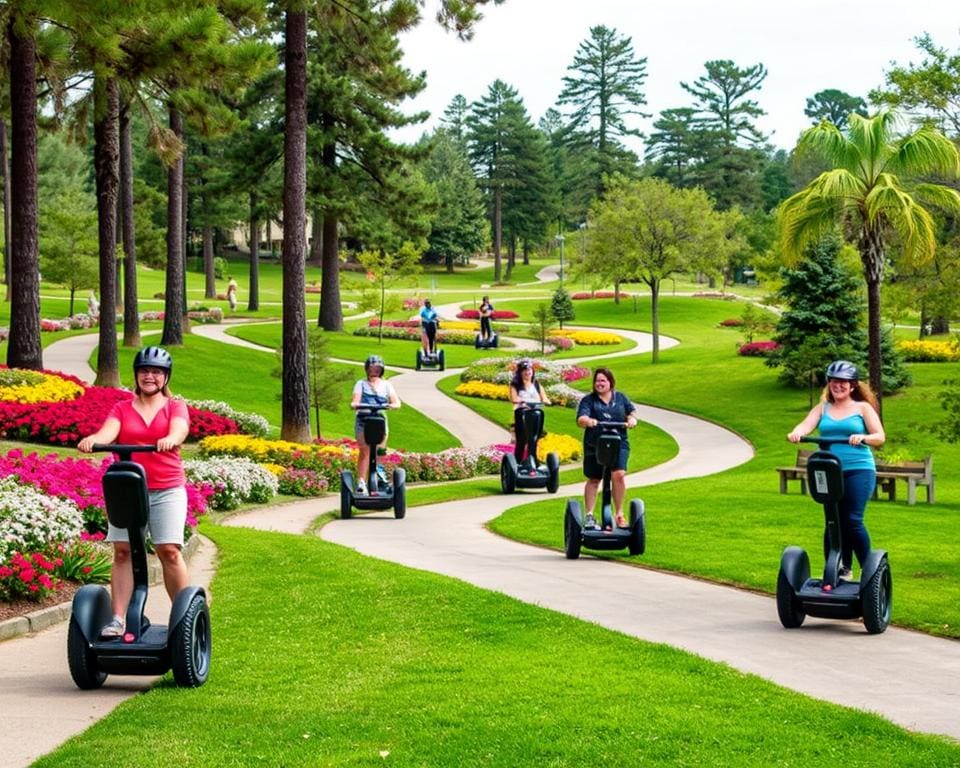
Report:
34,525,960,768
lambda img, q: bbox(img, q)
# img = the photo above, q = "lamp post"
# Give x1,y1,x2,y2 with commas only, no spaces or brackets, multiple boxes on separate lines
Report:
554,233,565,285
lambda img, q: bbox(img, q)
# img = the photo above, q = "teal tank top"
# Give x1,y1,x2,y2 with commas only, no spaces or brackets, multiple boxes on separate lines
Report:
818,403,875,471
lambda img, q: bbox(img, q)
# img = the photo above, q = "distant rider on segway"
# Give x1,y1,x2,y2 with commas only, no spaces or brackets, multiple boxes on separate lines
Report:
350,355,401,495
420,300,439,357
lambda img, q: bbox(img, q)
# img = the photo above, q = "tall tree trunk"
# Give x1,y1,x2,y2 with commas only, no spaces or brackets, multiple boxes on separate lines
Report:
120,103,140,347
7,19,42,370
493,184,502,283
203,223,215,297
248,191,260,311
182,157,189,317
280,8,311,443
1,117,12,300
308,204,323,265
650,277,660,363
161,108,185,346
319,214,342,330
859,228,885,416
93,75,120,387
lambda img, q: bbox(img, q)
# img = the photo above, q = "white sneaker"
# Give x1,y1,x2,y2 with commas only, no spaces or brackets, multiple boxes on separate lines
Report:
356,479,367,495
584,513,598,529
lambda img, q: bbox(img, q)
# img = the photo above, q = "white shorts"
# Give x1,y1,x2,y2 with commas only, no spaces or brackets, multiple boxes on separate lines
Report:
106,486,188,547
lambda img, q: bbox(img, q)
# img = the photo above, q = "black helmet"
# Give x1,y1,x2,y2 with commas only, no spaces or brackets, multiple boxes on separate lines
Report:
825,360,858,381
364,355,385,374
133,346,173,379
424,299,432,308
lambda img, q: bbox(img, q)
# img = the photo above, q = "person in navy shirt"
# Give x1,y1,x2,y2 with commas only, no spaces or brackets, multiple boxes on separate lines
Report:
575,367,640,530
419,300,439,355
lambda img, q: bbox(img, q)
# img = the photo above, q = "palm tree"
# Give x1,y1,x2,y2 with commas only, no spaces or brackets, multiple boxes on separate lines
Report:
779,111,960,408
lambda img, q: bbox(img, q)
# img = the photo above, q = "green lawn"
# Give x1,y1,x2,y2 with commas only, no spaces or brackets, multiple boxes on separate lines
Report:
34,525,960,767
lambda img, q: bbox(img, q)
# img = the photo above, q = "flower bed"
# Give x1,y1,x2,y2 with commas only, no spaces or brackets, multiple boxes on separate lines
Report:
0,368,242,447
456,309,519,320
549,329,622,345
352,325,477,346
897,339,960,362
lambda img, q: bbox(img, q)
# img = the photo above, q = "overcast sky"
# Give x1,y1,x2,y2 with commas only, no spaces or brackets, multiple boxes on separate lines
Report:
393,0,960,152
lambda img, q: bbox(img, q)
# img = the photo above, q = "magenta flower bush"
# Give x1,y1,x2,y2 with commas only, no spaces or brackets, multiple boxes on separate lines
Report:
738,341,780,357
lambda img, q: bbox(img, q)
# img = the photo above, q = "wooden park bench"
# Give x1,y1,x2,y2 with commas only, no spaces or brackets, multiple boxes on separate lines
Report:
776,449,813,495
874,455,935,506
776,450,934,505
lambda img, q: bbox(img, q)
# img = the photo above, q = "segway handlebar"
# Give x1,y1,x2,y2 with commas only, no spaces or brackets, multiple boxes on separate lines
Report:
796,436,854,448
595,420,630,428
91,444,158,462
351,402,397,412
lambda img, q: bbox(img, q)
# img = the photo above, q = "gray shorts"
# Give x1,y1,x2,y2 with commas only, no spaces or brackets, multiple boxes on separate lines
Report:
106,486,188,547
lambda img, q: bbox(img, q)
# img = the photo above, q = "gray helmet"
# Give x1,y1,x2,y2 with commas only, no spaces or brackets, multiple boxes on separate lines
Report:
364,355,385,374
133,346,173,380
825,360,858,381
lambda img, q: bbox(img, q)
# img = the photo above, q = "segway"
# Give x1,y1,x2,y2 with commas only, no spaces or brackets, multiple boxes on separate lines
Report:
474,318,498,349
340,402,406,519
776,436,892,634
416,318,445,371
563,422,646,559
500,403,560,494
67,445,211,689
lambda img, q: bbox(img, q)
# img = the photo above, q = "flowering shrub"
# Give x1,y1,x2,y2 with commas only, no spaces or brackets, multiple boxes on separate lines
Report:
55,536,112,584
549,329,622,345
455,381,511,401
0,476,84,562
719,318,744,327
184,456,279,510
458,357,589,396
139,310,164,322
0,368,85,404
186,307,223,324
536,433,582,462
0,448,212,537
543,383,585,408
546,336,575,350
896,340,960,362
277,468,329,496
0,551,61,601
738,341,780,357
185,399,270,437
456,309,518,320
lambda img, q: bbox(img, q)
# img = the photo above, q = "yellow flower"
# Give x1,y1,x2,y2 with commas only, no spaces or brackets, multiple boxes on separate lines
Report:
455,381,511,401
0,370,85,404
549,329,621,345
537,433,582,462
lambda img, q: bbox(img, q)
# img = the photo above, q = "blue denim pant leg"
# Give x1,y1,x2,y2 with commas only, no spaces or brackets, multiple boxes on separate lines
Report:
822,469,875,568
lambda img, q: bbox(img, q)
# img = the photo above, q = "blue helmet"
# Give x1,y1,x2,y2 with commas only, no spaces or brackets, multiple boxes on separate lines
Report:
826,360,858,381
133,346,173,381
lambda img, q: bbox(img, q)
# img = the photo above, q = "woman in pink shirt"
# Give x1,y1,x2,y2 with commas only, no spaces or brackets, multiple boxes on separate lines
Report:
79,346,190,638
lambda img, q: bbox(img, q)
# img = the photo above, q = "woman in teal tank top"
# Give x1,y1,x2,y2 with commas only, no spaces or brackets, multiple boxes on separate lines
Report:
787,361,885,577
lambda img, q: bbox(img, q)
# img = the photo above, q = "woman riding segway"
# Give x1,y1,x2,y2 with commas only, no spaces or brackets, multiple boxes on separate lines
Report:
576,367,639,530
351,355,401,496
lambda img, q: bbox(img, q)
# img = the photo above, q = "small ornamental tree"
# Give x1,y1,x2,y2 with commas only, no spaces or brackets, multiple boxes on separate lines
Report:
530,302,552,355
550,286,575,329
356,243,423,342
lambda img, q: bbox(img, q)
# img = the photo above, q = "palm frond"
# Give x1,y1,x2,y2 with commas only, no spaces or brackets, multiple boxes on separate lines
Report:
913,183,960,214
794,121,859,170
778,188,845,261
865,176,937,262
889,127,960,178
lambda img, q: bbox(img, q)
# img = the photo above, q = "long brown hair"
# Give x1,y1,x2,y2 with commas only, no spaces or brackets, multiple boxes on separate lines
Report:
820,379,879,412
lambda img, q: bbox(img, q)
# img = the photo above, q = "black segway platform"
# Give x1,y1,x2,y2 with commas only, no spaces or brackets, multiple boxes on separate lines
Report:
776,437,892,634
67,445,211,689
563,423,646,559
340,403,406,519
474,332,498,349
500,404,559,494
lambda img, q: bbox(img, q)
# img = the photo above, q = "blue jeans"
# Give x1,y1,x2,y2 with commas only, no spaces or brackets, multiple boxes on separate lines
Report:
823,469,874,568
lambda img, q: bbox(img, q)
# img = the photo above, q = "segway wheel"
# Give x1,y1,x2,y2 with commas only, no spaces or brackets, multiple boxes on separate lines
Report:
340,471,353,519
475,334,481,349
67,618,107,690
628,498,646,556
564,500,583,559
862,556,892,634
438,349,445,371
776,568,806,629
393,468,407,519
491,334,498,348
546,453,560,494
171,593,212,687
500,453,517,494
416,351,422,371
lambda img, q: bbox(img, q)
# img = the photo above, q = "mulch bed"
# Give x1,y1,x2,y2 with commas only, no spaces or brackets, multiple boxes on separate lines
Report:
0,582,82,623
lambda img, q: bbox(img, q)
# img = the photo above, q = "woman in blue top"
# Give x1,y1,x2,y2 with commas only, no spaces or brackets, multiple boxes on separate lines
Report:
419,300,439,355
788,360,885,577
351,355,401,495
